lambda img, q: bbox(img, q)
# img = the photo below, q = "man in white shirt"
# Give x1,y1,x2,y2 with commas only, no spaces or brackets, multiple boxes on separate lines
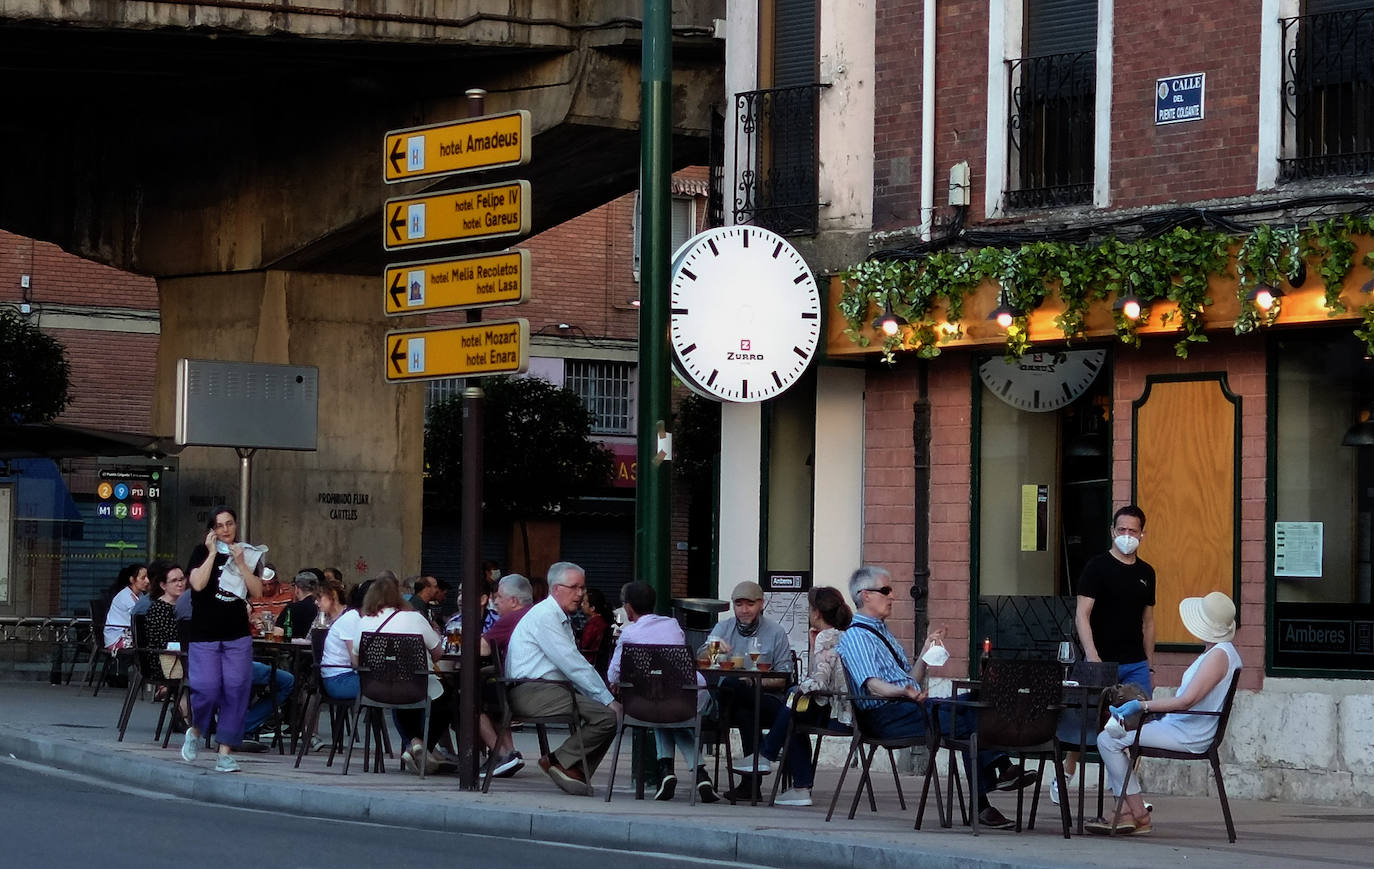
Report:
506,561,620,796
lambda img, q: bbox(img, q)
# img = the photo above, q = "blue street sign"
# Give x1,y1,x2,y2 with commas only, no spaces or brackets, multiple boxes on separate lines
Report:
1155,73,1205,125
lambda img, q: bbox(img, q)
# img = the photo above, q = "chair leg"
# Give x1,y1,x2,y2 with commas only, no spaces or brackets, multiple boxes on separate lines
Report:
294,693,321,769
1210,753,1237,843
535,724,552,759
825,735,862,822
1110,749,1139,837
847,743,879,820
1053,754,1072,839
342,701,364,775
604,722,628,803
768,720,796,807
887,748,905,811
914,741,946,830
116,669,143,741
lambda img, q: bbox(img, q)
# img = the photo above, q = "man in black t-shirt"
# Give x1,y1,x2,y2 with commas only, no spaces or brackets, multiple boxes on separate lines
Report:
1056,505,1156,805
1075,504,1156,693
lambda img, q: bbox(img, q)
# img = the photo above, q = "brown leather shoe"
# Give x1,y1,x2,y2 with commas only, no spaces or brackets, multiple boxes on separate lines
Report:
538,755,592,796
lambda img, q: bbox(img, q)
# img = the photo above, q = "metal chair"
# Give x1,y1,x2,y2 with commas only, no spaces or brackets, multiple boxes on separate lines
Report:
343,631,432,778
920,658,1072,837
1111,667,1243,843
293,628,357,769
827,662,945,824
483,645,591,794
765,689,854,807
115,614,184,743
604,643,703,805
82,598,118,694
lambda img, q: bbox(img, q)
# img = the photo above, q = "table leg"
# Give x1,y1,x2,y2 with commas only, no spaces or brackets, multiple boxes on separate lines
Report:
1076,687,1088,835
751,677,761,806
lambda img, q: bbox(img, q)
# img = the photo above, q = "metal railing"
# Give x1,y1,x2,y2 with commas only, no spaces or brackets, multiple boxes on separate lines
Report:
1280,7,1374,182
734,83,827,235
1006,51,1095,209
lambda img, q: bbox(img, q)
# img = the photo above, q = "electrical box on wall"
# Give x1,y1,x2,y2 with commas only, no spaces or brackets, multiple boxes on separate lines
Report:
175,359,319,450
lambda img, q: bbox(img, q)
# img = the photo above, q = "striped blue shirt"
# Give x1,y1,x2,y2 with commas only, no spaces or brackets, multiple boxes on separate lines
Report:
836,613,917,709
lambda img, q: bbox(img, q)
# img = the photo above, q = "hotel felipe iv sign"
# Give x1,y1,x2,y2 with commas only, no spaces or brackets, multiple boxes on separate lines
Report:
1155,73,1205,125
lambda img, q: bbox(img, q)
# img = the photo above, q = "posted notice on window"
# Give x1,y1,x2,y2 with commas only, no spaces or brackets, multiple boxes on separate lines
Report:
1274,521,1322,578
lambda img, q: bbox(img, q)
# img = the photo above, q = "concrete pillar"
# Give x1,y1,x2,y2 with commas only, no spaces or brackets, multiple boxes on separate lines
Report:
717,402,762,596
812,367,865,589
151,270,422,584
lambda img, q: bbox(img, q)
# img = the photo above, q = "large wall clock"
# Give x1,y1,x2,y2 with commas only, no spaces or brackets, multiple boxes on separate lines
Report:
668,225,822,403
979,348,1107,412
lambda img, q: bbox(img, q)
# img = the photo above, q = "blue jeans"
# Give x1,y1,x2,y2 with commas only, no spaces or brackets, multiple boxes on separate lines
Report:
323,670,359,701
757,699,851,789
243,661,295,736
861,695,1004,795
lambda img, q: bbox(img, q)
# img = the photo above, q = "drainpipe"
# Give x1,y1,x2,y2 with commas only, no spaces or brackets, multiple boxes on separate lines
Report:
919,0,936,241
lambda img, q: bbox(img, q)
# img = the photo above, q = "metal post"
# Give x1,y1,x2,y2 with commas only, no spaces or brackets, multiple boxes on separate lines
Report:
235,447,256,541
637,0,672,610
456,85,488,791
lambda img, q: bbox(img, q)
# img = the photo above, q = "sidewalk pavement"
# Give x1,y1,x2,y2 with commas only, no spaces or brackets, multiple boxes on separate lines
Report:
1,682,1368,869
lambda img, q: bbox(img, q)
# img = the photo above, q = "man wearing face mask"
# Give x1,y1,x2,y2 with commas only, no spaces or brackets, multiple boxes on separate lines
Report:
1076,505,1155,694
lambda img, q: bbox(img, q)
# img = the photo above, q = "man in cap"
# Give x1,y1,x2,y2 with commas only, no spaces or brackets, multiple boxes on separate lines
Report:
700,580,792,801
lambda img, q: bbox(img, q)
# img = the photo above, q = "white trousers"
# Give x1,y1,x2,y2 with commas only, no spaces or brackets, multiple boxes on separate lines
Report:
1097,720,1199,797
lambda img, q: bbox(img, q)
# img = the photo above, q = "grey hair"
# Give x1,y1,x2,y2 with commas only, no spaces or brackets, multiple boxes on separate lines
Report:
848,565,891,604
497,573,533,605
372,569,398,583
547,561,584,588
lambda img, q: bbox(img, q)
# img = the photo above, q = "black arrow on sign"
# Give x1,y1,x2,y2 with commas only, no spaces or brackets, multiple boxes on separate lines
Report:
389,207,406,241
389,338,407,374
389,138,405,174
389,272,406,307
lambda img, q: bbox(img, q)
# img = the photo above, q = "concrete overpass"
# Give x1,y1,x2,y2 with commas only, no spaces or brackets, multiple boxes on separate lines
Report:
0,1,724,577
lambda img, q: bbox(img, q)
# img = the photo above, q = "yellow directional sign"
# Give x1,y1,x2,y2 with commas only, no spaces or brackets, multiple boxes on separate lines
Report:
384,319,529,383
384,250,529,316
383,181,531,252
383,111,530,183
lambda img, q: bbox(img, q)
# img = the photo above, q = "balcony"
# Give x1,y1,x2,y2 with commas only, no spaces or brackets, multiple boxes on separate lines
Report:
1280,7,1374,182
734,83,826,235
1006,51,1095,210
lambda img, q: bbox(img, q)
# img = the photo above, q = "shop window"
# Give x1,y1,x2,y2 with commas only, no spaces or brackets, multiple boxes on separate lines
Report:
1271,333,1374,674
973,350,1113,655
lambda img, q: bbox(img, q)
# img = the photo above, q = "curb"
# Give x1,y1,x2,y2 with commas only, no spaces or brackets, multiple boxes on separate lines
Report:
0,726,1093,869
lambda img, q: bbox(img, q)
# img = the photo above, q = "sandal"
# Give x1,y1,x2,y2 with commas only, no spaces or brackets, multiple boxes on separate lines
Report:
1084,815,1136,835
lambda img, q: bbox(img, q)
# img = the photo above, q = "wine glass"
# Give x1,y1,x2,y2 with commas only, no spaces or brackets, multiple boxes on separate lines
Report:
747,637,762,669
1057,640,1077,683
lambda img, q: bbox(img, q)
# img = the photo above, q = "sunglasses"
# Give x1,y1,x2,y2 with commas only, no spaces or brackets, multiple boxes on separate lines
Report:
862,586,894,597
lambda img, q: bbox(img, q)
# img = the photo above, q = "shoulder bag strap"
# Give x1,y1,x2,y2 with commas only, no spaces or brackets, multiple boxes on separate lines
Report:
852,621,906,669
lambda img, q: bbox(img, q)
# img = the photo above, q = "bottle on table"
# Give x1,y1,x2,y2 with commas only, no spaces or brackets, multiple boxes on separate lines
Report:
980,636,991,676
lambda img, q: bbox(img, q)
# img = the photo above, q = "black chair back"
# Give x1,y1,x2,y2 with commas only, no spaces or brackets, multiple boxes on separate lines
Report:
618,643,697,724
978,658,1063,747
356,632,429,706
309,627,331,690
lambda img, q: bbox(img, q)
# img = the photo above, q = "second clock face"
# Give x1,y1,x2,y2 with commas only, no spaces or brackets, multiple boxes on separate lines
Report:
669,226,822,403
979,348,1107,412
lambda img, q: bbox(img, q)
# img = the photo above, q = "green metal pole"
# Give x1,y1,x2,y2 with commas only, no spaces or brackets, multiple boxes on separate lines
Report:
637,0,672,615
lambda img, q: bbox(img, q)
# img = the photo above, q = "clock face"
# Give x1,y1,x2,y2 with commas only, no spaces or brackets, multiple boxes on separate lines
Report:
979,349,1107,412
669,226,822,403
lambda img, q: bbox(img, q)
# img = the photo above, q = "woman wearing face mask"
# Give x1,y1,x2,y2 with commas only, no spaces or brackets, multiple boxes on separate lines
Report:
1055,504,1157,805
181,506,264,773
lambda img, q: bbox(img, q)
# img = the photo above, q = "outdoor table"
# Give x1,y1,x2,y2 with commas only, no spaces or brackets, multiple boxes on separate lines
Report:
252,637,312,753
697,662,792,806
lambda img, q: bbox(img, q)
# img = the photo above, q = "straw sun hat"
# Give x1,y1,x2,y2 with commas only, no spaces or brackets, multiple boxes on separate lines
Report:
1178,591,1236,644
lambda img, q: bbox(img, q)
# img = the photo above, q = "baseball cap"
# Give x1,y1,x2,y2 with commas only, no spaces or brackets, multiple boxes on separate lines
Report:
731,581,764,602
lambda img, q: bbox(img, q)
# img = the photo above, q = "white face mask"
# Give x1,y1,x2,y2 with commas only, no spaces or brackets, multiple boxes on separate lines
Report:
215,540,231,556
1114,534,1140,556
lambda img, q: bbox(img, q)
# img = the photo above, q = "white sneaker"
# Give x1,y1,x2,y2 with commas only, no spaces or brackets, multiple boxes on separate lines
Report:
731,753,772,774
1050,770,1079,805
214,754,241,773
775,787,812,807
181,729,199,763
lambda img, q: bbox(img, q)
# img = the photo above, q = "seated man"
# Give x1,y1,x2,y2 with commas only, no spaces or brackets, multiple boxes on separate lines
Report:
835,565,1036,830
699,580,791,801
279,570,320,638
477,573,536,777
241,660,295,750
608,580,720,803
506,561,620,796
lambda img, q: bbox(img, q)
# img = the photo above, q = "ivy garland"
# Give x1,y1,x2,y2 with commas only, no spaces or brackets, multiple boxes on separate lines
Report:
841,215,1374,362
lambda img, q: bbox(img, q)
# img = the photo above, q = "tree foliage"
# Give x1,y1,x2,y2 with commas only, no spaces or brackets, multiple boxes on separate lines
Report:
425,376,613,519
0,308,71,423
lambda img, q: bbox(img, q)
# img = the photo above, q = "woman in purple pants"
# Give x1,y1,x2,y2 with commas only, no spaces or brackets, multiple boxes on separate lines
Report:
182,507,263,773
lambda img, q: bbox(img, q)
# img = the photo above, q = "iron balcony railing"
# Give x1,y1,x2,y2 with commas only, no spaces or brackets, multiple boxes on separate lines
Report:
1006,51,1095,210
734,83,827,235
1280,7,1374,183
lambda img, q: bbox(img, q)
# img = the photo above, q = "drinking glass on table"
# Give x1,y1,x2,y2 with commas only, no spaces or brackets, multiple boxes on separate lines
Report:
1057,640,1077,682
446,627,462,654
708,638,723,665
747,637,762,669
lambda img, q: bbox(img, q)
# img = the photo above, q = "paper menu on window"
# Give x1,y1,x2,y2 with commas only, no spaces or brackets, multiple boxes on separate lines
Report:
1274,521,1322,578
